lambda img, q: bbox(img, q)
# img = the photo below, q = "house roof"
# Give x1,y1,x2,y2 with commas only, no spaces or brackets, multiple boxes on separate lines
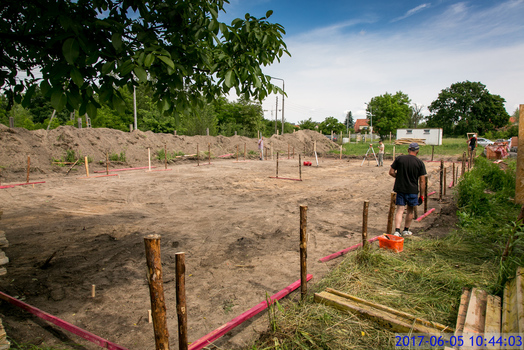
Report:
354,119,369,132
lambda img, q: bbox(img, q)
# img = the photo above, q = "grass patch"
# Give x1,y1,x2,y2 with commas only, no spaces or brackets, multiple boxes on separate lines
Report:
156,148,185,161
52,150,92,166
109,151,126,162
250,156,523,350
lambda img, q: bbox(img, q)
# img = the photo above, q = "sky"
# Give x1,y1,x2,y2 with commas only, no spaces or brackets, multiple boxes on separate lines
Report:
218,0,524,125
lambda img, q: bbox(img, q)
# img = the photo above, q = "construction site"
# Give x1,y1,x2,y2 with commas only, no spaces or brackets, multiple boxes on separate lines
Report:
0,125,522,350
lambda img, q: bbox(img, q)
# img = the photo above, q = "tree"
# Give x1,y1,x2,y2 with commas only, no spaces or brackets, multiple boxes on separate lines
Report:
1,0,289,118
408,104,424,128
367,91,411,139
319,116,344,134
427,81,509,136
298,118,318,131
344,111,354,131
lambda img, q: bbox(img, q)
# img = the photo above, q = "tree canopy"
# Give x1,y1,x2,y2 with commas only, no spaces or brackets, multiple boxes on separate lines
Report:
319,116,344,134
1,0,289,118
427,81,509,136
366,91,411,139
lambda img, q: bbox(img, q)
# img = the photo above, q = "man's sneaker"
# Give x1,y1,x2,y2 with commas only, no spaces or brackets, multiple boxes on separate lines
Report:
402,230,413,236
393,232,402,237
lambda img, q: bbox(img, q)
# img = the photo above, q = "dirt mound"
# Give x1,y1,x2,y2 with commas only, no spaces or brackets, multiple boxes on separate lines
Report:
0,126,337,182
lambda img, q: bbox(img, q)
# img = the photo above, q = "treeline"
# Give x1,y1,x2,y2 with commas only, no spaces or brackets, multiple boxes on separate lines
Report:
0,85,296,138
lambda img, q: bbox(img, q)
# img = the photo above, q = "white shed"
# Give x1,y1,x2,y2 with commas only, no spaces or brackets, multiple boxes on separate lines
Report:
396,128,443,146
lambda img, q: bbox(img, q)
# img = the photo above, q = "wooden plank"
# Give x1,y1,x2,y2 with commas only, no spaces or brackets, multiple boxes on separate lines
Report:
463,288,487,335
517,266,524,334
455,288,471,335
325,288,452,332
0,251,8,266
314,290,453,335
0,267,6,276
502,278,518,333
484,295,502,334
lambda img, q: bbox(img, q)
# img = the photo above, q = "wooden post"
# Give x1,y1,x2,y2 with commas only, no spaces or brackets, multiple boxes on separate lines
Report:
197,144,199,166
271,142,273,161
78,117,82,129
148,148,152,172
144,234,170,350
299,154,302,181
288,144,290,159
389,132,392,144
452,163,456,187
340,145,342,160
130,124,133,132
164,144,167,170
443,167,447,196
84,156,89,177
431,145,434,161
208,143,211,164
462,152,466,177
362,201,369,249
91,284,96,298
176,252,188,350
276,152,279,178
293,147,295,159
387,192,396,234
106,152,109,175
244,142,246,161
517,104,524,204
424,175,428,213
26,156,30,183
299,205,308,300
9,117,14,128
236,145,239,162
439,160,444,201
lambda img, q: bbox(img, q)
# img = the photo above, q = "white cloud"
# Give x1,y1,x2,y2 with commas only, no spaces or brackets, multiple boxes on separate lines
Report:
391,3,431,22
261,0,524,125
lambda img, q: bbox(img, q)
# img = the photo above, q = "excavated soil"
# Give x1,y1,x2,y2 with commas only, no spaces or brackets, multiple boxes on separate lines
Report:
0,125,456,349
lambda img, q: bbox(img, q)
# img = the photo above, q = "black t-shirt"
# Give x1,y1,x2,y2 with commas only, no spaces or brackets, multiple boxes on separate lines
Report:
469,137,477,149
391,155,427,194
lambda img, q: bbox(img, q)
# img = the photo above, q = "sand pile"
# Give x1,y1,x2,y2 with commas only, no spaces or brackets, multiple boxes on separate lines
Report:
0,125,337,182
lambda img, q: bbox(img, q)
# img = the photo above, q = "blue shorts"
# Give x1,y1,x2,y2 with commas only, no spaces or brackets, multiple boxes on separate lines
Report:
396,193,418,207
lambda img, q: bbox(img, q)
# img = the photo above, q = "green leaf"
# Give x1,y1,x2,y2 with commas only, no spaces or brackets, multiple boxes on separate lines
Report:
266,10,273,18
224,70,235,88
119,60,134,76
134,66,147,82
112,32,123,51
102,61,115,75
157,56,175,70
62,38,79,65
51,90,67,111
66,89,82,109
40,80,51,96
70,67,84,87
86,102,97,119
144,53,155,67
21,84,37,108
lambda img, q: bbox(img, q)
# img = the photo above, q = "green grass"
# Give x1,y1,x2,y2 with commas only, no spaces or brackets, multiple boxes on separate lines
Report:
156,148,185,161
336,138,477,158
249,157,523,350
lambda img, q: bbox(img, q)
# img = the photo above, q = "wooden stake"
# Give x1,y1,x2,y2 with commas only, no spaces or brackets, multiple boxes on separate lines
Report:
84,156,89,177
362,201,369,249
300,205,308,300
293,147,295,159
443,167,447,196
424,175,428,214
340,145,342,160
208,143,211,164
387,192,396,234
26,155,30,183
288,144,290,159
299,154,302,181
164,144,167,170
452,163,455,187
176,252,188,350
276,152,279,178
462,152,466,177
236,145,239,162
439,159,443,201
91,284,96,298
144,234,170,350
106,152,109,175
244,142,246,161
148,310,152,323
148,148,152,171
431,145,434,161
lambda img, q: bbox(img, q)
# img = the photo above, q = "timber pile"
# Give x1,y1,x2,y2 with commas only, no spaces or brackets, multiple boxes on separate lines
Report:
314,288,453,334
395,138,426,146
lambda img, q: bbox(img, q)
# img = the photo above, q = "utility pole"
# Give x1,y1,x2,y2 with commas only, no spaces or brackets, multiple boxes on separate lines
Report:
275,96,278,135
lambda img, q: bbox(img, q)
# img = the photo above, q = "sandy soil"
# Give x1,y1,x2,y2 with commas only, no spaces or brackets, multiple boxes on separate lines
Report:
0,126,453,350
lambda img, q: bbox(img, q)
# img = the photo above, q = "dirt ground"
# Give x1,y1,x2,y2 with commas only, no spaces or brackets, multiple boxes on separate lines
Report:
0,125,456,349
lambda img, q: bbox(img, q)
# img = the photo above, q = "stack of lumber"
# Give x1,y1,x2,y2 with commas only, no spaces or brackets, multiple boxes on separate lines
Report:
395,138,426,145
314,288,453,334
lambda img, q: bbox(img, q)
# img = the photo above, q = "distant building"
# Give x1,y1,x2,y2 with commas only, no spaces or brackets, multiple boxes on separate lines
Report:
354,119,369,133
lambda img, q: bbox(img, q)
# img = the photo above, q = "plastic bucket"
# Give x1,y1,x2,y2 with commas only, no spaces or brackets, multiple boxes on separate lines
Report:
377,234,404,252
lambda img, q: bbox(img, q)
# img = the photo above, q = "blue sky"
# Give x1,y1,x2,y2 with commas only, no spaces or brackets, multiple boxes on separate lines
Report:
219,0,524,125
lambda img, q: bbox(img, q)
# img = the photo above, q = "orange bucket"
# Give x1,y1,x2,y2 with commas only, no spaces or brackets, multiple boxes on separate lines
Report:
377,234,404,252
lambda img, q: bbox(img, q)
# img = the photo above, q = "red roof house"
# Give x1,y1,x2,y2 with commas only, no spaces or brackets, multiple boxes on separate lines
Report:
354,119,369,133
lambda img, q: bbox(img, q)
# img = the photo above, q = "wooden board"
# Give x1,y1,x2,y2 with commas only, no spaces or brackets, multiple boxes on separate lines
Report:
517,266,524,334
455,288,471,334
502,278,518,333
463,288,487,335
314,289,453,335
484,294,502,334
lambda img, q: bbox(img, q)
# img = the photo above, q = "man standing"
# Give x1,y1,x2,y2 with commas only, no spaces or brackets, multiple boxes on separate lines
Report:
389,142,426,237
377,140,385,166
258,136,264,160
469,134,477,156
